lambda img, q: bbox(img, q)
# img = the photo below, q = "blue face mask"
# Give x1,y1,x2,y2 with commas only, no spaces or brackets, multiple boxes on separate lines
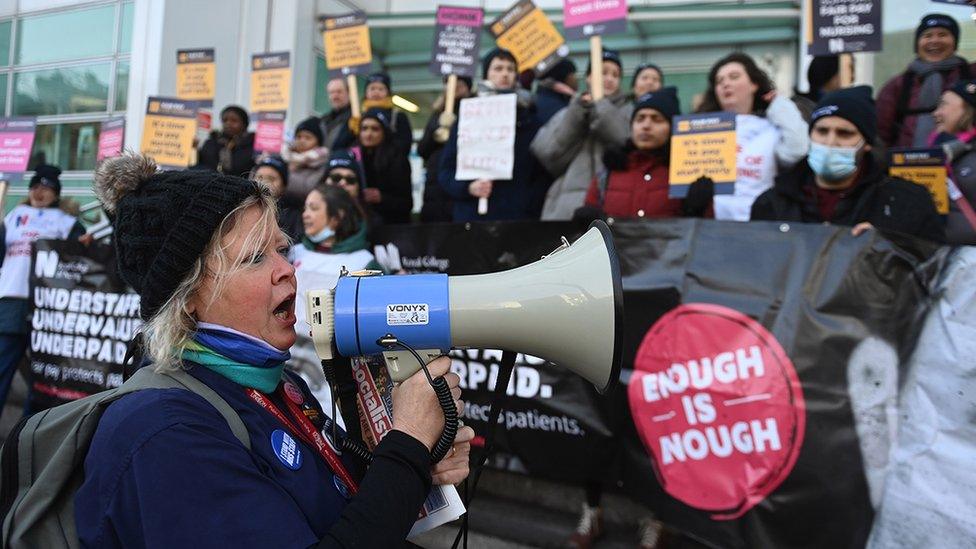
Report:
807,141,863,182
308,225,335,244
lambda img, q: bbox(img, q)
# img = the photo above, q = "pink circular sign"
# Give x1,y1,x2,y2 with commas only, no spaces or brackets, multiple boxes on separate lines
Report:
628,303,805,519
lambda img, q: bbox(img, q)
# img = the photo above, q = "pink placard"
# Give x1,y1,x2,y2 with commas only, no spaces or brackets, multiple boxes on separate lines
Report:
563,0,627,37
436,5,483,27
97,117,125,162
254,115,285,154
0,118,37,173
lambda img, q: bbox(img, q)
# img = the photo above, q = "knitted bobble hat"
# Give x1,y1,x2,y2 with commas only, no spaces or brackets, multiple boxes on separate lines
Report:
94,152,263,320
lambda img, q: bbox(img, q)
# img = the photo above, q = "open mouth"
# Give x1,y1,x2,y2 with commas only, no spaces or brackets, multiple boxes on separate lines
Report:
273,294,296,321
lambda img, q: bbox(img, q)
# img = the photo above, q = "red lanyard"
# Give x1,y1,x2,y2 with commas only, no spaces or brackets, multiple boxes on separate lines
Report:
246,386,360,496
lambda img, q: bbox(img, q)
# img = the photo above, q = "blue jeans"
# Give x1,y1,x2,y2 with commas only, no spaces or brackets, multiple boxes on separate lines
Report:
0,333,28,410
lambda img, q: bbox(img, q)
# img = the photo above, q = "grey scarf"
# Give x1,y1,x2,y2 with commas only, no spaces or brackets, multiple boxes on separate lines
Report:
908,55,968,146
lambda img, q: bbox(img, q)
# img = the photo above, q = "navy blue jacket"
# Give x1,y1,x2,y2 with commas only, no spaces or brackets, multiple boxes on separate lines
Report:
76,364,431,548
534,86,571,128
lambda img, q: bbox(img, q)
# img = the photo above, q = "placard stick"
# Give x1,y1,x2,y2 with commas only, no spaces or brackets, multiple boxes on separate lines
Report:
0,180,8,215
444,74,458,117
347,74,361,118
590,35,604,101
839,53,854,87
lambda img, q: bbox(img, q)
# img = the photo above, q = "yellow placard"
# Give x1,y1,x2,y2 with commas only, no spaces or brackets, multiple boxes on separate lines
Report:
176,49,215,101
494,6,564,72
324,24,372,70
250,53,291,113
140,98,197,168
890,165,949,215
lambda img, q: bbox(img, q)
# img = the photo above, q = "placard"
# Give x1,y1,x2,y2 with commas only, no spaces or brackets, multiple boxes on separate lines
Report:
254,111,286,154
250,51,292,113
889,147,949,215
176,48,216,101
668,112,737,198
430,6,484,77
489,0,568,75
808,0,881,55
140,97,197,169
322,11,373,78
97,117,125,162
0,117,37,176
563,0,628,40
455,94,517,181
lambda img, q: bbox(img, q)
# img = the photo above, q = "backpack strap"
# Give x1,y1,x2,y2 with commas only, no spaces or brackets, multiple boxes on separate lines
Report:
119,367,252,450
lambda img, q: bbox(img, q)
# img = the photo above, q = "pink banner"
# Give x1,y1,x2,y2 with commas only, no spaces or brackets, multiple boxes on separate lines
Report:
254,112,286,154
436,5,483,27
97,117,125,162
0,118,37,173
563,0,627,39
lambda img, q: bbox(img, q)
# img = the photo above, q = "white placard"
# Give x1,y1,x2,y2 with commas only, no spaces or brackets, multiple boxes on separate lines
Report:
455,93,517,181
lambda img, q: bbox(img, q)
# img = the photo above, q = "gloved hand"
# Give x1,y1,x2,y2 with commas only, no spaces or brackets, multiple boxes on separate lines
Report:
438,111,457,128
681,176,714,217
346,115,361,135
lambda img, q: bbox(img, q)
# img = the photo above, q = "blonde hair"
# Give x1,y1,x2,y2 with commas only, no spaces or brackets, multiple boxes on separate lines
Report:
144,188,282,371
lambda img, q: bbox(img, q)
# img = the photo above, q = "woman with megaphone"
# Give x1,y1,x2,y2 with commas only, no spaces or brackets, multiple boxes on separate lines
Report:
76,153,474,547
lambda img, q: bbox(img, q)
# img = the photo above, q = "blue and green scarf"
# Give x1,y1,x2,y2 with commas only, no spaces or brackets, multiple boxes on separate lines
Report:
181,322,291,394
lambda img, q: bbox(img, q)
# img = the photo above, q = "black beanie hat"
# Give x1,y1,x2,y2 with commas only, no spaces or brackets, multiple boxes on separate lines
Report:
807,56,839,93
294,116,324,146
361,108,392,134
327,149,366,190
220,105,250,129
632,87,681,122
29,164,62,195
915,13,959,52
948,79,976,109
631,62,663,90
94,153,263,320
541,59,577,83
254,155,289,186
365,72,392,93
810,85,877,144
587,49,623,75
481,48,518,79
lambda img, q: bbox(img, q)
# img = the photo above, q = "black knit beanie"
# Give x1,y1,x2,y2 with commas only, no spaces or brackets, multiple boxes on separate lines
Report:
29,164,62,195
915,13,959,53
361,108,393,134
632,87,681,122
541,59,577,83
254,155,289,186
586,49,623,76
949,79,976,109
294,116,324,146
806,56,839,95
327,149,366,190
809,85,877,144
482,48,518,79
94,153,263,320
365,72,392,93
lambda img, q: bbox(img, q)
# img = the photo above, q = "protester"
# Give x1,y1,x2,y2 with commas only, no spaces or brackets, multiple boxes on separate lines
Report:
319,78,352,149
195,105,256,177
0,164,85,411
417,75,472,222
631,62,664,98
579,88,712,220
877,13,976,148
696,52,809,221
355,109,413,225
534,58,578,126
751,86,945,243
932,79,976,245
323,149,366,200
251,155,302,243
439,48,544,221
281,116,329,207
792,55,841,122
335,72,413,155
533,49,633,220
81,152,473,547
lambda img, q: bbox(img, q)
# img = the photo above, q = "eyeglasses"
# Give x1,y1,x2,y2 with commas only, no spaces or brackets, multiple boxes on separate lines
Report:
328,174,359,185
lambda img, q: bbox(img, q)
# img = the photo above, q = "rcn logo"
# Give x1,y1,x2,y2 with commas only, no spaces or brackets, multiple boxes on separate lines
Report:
373,243,403,272
34,249,59,278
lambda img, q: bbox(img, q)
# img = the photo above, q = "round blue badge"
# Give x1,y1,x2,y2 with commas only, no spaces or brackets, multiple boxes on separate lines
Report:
333,474,352,499
270,429,303,470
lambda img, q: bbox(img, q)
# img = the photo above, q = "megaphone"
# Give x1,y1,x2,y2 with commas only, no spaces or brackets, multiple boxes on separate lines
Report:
306,220,623,394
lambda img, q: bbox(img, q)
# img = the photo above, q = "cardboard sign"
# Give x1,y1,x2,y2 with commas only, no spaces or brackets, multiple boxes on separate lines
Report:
322,11,373,78
254,111,286,154
808,0,881,55
176,48,216,101
140,97,197,168
430,6,484,77
250,52,291,113
0,117,37,176
889,148,949,215
563,0,628,40
97,117,125,162
668,112,737,198
489,0,568,74
455,94,517,181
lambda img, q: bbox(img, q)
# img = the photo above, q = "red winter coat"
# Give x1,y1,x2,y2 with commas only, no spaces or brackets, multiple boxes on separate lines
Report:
876,61,976,148
584,149,681,219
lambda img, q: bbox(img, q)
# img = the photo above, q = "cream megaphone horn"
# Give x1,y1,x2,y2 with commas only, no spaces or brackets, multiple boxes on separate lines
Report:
305,220,623,393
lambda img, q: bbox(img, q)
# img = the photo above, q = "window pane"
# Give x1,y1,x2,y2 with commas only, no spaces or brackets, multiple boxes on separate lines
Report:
315,55,328,113
15,5,114,65
120,3,134,54
13,63,111,116
115,61,129,111
0,73,7,114
29,122,101,171
0,20,11,67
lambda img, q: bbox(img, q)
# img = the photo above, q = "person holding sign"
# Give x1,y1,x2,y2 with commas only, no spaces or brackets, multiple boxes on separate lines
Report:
418,76,474,223
354,109,413,225
0,165,85,410
751,87,945,243
877,14,976,148
439,48,543,221
532,50,632,220
195,105,257,177
78,153,473,548
932,80,976,244
335,73,413,156
696,53,809,221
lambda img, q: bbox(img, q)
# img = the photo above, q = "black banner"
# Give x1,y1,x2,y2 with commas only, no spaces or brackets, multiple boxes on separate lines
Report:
809,0,881,55
26,239,141,410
